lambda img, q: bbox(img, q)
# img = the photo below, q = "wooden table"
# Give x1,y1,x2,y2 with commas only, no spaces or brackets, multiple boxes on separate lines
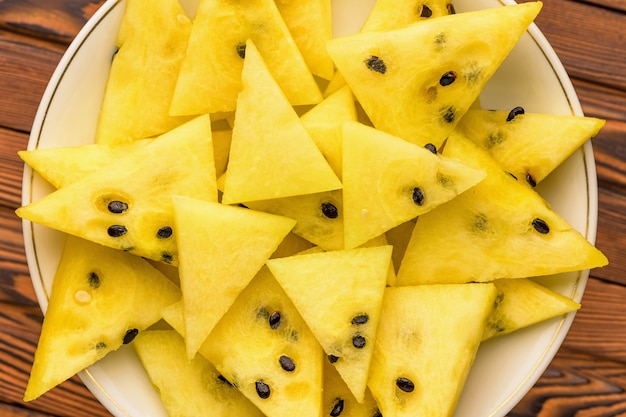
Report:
1,1,625,416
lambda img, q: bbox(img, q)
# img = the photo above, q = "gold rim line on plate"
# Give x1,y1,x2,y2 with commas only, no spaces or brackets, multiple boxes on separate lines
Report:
22,1,594,416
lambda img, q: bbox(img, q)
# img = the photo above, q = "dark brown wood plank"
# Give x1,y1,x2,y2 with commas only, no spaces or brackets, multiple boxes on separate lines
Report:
0,31,66,132
576,0,626,13
0,127,28,209
573,77,626,124
509,347,626,416
0,302,112,417
0,207,35,307
0,0,106,45
592,186,626,287
520,0,626,93
563,277,626,364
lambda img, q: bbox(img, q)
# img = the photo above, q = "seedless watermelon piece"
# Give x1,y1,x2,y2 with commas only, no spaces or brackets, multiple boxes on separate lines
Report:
134,330,264,417
24,236,181,401
396,132,609,285
16,115,217,266
368,284,497,417
327,2,542,148
267,245,391,402
172,196,296,358
221,40,342,205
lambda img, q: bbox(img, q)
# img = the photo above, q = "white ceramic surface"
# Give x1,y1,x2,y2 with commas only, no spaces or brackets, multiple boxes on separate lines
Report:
21,1,597,416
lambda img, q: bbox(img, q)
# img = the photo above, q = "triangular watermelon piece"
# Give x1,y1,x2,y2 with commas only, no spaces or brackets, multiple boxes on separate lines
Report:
455,108,606,185
266,245,392,402
361,0,455,32
24,236,181,401
95,0,193,144
170,267,325,417
245,189,345,251
326,2,542,148
341,121,485,249
172,196,296,357
396,132,608,285
133,330,264,417
170,0,321,115
368,284,497,417
18,139,153,189
483,278,581,341
300,85,357,179
16,115,217,266
221,40,342,205
275,0,334,80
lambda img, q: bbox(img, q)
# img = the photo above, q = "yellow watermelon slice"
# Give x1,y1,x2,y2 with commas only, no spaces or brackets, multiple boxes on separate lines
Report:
341,121,485,249
16,115,217,266
275,0,334,80
483,278,581,341
172,196,296,357
24,236,181,401
361,0,455,32
95,0,193,144
326,2,542,148
221,40,341,205
368,284,497,417
170,0,321,115
396,132,608,285
133,330,264,417
266,245,392,402
455,108,606,186
172,267,325,417
18,139,153,189
323,359,380,417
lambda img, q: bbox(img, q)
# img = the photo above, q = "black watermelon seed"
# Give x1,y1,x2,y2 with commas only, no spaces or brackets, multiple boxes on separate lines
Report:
123,328,139,344
439,71,457,87
255,380,271,399
328,354,340,363
321,202,339,219
506,106,525,122
88,271,101,289
365,56,387,74
157,226,173,239
526,172,537,187
107,200,128,214
373,409,383,417
424,143,437,154
279,355,296,372
236,43,246,59
532,218,550,234
412,187,425,206
447,3,456,14
442,106,456,123
507,172,518,181
420,4,432,17
351,314,369,325
161,251,174,264
352,334,366,349
396,377,415,392
217,374,233,386
330,398,345,416
269,311,282,329
107,225,127,237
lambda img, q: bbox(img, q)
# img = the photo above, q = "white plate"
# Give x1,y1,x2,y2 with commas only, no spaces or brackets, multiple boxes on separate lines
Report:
21,0,598,416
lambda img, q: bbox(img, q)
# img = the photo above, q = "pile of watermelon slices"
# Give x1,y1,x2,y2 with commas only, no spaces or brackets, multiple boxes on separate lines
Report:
17,0,608,416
